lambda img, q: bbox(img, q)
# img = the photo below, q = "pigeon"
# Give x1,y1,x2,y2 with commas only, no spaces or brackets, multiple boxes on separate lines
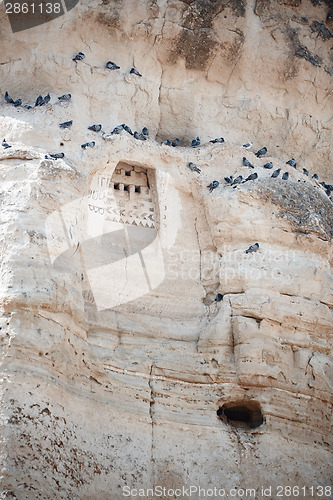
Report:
231,175,243,186
215,293,223,302
106,61,120,70
271,168,281,178
112,125,124,134
161,139,171,145
326,184,333,191
282,172,289,180
242,157,254,168
312,173,319,180
191,136,200,147
59,120,73,128
73,52,85,61
224,176,233,184
23,105,32,110
121,124,133,136
43,93,50,104
207,181,219,193
134,131,146,141
325,189,331,197
242,142,253,149
244,173,258,182
286,158,297,168
142,127,149,136
13,99,22,107
130,67,142,77
172,138,180,147
48,152,65,159
319,182,326,188
303,168,309,176
245,243,259,254
58,94,71,101
4,91,14,104
88,124,102,132
188,162,201,173
210,137,225,143
2,138,11,149
35,95,44,106
263,162,273,169
255,147,267,158
81,141,95,149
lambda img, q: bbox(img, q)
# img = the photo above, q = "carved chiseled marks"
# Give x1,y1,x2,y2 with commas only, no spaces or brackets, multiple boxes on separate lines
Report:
87,164,159,230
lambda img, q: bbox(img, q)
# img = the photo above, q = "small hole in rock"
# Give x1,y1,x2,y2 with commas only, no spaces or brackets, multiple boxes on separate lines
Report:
135,186,140,193
124,185,129,192
217,401,264,429
114,183,119,190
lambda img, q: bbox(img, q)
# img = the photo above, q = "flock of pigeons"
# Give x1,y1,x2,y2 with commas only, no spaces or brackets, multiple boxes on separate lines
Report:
2,52,332,204
202,145,333,202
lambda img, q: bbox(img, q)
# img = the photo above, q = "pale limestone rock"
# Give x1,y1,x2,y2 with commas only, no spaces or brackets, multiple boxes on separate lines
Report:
0,0,333,498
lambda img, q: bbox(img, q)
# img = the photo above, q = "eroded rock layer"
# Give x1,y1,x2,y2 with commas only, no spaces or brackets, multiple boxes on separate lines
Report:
0,0,332,498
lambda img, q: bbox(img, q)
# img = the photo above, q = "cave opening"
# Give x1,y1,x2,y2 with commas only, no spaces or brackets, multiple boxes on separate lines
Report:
217,401,264,429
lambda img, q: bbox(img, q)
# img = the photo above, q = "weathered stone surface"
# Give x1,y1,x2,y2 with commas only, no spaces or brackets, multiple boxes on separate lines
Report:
0,0,332,498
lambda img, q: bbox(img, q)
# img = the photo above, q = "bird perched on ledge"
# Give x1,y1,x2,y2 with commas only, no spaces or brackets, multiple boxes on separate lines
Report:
4,91,14,104
122,124,133,136
207,181,219,193
58,94,71,102
286,158,297,168
81,141,95,149
35,93,50,107
73,52,85,61
242,157,254,168
112,125,123,134
88,124,102,132
231,175,243,186
130,67,142,77
244,173,258,182
255,147,267,157
46,152,65,159
106,61,120,70
191,136,200,147
210,137,225,144
134,131,146,141
172,138,180,147
188,162,201,173
2,138,11,148
59,120,73,129
271,168,281,178
245,243,259,254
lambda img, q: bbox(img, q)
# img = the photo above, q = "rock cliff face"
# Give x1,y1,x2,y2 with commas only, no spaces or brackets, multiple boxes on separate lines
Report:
0,0,332,498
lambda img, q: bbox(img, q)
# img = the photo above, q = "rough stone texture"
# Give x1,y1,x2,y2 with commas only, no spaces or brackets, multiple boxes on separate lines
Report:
0,0,332,499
